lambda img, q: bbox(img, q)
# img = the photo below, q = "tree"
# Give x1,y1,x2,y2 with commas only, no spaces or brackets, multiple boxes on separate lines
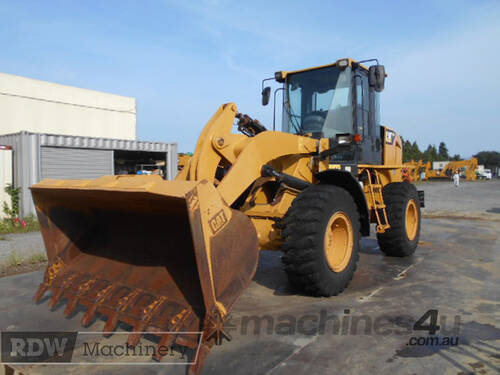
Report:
438,142,449,161
422,144,438,163
403,140,412,162
474,151,500,170
450,154,461,161
403,139,422,162
412,141,422,160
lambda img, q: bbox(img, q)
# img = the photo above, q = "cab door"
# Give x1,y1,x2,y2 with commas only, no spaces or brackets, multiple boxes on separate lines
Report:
355,70,382,165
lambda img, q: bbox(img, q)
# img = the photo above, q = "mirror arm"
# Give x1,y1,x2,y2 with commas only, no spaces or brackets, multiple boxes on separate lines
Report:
261,77,275,92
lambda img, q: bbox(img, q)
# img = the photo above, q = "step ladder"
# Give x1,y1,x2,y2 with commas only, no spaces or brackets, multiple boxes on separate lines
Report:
365,170,391,233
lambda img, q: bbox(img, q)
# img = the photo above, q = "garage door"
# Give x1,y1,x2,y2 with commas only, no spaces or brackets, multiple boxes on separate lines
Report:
41,147,113,180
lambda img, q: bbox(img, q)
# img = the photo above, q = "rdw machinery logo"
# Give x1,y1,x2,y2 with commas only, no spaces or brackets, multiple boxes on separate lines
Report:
1,332,77,363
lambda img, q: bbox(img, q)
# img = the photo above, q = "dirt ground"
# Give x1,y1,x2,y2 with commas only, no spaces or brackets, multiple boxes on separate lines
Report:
0,180,499,375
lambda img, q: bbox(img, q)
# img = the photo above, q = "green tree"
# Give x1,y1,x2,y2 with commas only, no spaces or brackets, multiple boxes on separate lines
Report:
2,184,21,221
412,141,422,160
474,151,500,170
438,142,449,161
422,144,438,163
402,139,422,162
450,154,461,161
403,140,412,162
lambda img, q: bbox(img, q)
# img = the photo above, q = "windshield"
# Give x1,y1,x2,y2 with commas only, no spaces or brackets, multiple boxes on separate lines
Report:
283,66,353,137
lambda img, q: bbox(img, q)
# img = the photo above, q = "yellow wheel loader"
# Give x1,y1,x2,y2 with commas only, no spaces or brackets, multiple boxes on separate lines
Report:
31,58,423,374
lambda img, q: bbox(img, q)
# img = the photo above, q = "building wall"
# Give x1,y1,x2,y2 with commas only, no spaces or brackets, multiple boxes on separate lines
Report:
432,161,449,171
0,133,41,218
0,73,137,140
0,147,13,219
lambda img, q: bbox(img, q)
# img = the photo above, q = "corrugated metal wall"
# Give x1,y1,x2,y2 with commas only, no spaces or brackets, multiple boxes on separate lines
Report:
0,148,13,219
41,147,113,180
0,132,41,218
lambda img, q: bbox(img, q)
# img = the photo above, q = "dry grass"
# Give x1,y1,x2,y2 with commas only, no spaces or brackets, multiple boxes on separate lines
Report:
27,252,47,264
4,251,24,267
3,250,47,268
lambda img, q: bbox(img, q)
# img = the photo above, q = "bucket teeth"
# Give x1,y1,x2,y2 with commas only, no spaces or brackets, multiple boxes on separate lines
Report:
48,289,64,309
81,305,98,327
64,296,79,317
64,278,96,317
127,322,146,348
127,295,167,347
34,268,51,303
155,309,195,361
102,289,140,337
48,273,78,309
103,314,118,337
116,290,140,312
34,283,49,303
81,284,114,326
153,334,175,361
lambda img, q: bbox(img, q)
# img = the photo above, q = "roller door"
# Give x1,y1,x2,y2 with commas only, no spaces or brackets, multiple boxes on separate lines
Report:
41,147,113,180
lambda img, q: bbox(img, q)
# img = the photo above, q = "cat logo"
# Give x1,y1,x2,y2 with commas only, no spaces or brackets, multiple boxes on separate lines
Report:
209,209,228,235
385,130,396,145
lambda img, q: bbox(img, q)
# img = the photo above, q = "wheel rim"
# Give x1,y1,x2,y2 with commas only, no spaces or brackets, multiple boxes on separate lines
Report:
324,212,354,272
405,199,419,241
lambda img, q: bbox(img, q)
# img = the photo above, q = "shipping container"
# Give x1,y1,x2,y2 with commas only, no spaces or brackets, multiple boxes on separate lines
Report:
0,145,13,219
0,132,177,218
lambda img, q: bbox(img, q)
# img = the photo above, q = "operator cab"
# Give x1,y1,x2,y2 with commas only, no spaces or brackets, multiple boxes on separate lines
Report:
263,58,386,165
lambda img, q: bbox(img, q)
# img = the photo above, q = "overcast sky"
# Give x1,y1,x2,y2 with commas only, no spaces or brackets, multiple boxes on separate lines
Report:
2,0,499,157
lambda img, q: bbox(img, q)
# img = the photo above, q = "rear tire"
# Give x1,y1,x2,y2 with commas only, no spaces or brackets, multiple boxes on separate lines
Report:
377,182,421,257
281,185,360,297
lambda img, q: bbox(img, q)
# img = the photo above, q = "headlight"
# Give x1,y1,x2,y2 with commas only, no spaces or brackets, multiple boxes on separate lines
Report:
337,135,352,144
336,58,349,70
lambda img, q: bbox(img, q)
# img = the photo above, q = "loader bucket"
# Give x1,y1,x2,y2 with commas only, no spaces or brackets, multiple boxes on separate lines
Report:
31,175,259,369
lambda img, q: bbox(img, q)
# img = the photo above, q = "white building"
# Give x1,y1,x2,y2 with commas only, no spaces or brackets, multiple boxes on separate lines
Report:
0,72,137,140
432,161,449,171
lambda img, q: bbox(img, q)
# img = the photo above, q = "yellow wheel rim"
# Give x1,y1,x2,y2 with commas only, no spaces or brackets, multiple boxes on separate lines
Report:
324,212,354,272
405,199,419,241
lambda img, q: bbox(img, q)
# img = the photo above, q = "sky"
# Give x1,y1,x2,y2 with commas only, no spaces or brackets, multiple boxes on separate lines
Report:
1,0,499,157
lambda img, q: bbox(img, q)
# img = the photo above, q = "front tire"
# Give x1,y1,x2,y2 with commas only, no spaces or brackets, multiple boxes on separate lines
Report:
281,185,361,297
377,182,421,257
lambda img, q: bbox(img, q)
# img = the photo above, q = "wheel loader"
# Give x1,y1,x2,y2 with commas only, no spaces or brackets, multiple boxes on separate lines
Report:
31,58,423,373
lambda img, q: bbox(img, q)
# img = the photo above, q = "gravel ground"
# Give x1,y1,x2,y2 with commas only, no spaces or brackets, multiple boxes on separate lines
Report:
0,231,44,263
418,179,500,213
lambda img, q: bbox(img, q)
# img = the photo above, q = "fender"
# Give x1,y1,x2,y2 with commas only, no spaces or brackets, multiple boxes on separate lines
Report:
315,169,370,236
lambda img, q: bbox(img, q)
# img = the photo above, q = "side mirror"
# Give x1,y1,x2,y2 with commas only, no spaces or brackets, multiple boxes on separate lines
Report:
369,65,386,92
262,86,271,106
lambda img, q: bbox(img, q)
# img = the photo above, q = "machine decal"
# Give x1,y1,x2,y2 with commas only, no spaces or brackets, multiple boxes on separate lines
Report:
385,130,396,145
209,209,228,235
